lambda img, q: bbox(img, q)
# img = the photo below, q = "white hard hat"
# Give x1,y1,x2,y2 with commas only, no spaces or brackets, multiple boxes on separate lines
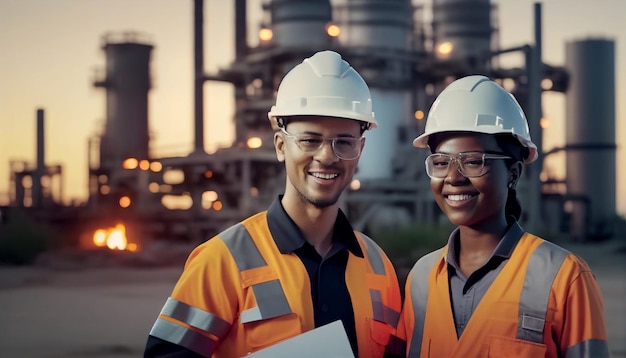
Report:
268,50,377,130
413,75,538,163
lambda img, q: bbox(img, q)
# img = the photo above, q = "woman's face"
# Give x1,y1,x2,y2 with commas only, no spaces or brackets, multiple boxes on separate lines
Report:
429,133,518,229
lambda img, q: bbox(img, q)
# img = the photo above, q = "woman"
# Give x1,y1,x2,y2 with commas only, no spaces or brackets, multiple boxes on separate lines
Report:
400,75,609,357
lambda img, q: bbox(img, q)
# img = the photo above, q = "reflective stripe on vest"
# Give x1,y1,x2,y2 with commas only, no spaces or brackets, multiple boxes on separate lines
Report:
360,233,386,275
221,224,398,328
409,239,568,356
564,338,610,358
518,240,568,343
360,233,401,328
220,223,293,323
408,249,443,358
149,297,231,355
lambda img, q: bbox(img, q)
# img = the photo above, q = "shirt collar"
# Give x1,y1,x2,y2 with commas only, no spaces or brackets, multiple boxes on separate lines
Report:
266,196,364,257
445,219,525,267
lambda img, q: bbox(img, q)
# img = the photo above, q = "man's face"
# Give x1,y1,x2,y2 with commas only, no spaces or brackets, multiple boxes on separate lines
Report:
275,116,364,209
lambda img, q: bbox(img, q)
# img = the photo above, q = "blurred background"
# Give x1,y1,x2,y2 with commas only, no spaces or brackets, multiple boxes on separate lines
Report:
0,0,624,357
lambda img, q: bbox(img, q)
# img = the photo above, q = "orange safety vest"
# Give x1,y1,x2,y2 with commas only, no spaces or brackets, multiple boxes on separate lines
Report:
149,210,402,357
401,232,609,358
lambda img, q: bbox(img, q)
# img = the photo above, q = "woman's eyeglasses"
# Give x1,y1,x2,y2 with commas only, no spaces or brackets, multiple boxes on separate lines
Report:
425,151,512,178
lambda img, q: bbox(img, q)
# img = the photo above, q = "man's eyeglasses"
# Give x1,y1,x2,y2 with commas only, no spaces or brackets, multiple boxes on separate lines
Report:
425,151,512,179
280,128,363,160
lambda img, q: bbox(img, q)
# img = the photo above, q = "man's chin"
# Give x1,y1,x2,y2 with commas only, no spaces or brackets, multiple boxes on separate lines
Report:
305,194,339,209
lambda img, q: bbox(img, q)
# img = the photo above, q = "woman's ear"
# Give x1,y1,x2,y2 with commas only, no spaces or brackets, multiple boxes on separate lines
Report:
274,131,286,162
508,161,523,189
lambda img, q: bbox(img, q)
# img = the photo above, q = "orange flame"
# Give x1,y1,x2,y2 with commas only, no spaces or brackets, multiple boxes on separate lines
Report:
92,224,137,251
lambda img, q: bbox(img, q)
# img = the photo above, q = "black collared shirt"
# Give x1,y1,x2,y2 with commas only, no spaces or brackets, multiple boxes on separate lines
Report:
445,221,525,337
266,196,363,356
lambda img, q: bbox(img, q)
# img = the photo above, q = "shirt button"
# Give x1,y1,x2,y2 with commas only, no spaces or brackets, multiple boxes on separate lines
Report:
321,304,328,312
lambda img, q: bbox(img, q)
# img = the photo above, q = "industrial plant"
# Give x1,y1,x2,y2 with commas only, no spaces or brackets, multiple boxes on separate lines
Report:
1,0,618,252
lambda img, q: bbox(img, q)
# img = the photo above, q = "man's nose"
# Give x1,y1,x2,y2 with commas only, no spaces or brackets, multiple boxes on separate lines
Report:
314,139,340,163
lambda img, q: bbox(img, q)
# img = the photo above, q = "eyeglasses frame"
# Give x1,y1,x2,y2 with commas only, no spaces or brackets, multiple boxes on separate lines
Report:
279,127,364,160
425,151,513,179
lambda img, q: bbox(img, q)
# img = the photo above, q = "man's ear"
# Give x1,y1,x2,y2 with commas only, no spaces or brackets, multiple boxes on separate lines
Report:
274,132,286,162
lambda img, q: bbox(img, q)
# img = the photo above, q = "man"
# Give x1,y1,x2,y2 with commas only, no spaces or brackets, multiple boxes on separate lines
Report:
144,50,403,357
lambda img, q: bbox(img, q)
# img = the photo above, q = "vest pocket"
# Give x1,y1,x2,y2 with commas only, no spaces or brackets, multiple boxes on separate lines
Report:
487,335,547,357
243,312,302,351
369,317,393,357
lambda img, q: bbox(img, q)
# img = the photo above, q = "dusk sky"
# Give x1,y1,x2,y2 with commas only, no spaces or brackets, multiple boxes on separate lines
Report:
1,0,624,215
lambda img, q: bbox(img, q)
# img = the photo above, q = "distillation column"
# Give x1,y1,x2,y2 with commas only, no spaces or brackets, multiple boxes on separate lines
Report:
565,38,616,240
94,33,153,171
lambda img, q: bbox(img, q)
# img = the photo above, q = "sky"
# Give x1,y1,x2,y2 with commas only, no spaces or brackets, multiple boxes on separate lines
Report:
0,0,624,215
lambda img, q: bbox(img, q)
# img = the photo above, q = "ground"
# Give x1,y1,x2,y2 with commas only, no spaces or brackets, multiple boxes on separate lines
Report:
0,239,624,358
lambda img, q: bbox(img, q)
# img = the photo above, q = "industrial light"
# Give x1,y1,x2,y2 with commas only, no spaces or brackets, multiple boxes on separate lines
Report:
541,78,553,90
21,175,33,189
326,23,341,37
119,195,131,208
161,194,193,210
259,27,273,42
350,179,361,191
414,110,425,120
150,161,162,172
436,41,454,58
202,190,218,202
540,117,549,129
139,160,150,171
123,158,138,169
163,169,185,184
247,137,262,149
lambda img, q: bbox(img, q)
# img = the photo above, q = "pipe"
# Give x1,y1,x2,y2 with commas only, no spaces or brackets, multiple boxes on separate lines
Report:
33,108,45,207
194,0,205,153
524,2,543,232
235,0,247,60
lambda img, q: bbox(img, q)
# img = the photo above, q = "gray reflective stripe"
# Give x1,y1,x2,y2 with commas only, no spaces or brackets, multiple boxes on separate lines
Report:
159,297,231,340
220,224,293,324
358,232,386,275
370,288,400,328
564,339,610,358
408,249,444,358
240,279,292,323
149,318,218,356
517,241,568,343
220,223,266,271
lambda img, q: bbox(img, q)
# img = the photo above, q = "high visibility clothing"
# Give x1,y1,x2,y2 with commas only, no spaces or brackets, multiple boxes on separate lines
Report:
400,231,609,358
147,204,402,357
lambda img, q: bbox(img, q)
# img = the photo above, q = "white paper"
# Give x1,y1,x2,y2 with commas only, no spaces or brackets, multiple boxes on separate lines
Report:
245,320,355,358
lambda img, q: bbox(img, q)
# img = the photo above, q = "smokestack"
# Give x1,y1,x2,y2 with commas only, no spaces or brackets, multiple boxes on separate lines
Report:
33,108,45,207
194,0,205,154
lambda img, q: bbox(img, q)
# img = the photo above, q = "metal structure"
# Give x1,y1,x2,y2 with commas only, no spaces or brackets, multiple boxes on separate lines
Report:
565,38,617,240
2,0,618,247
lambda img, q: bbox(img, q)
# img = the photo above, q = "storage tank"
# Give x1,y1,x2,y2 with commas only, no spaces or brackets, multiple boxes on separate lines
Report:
94,32,153,170
431,0,492,63
564,38,616,240
268,0,332,48
332,0,414,180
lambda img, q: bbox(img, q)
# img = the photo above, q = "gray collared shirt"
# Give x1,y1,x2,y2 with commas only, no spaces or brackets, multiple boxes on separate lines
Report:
445,221,525,337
